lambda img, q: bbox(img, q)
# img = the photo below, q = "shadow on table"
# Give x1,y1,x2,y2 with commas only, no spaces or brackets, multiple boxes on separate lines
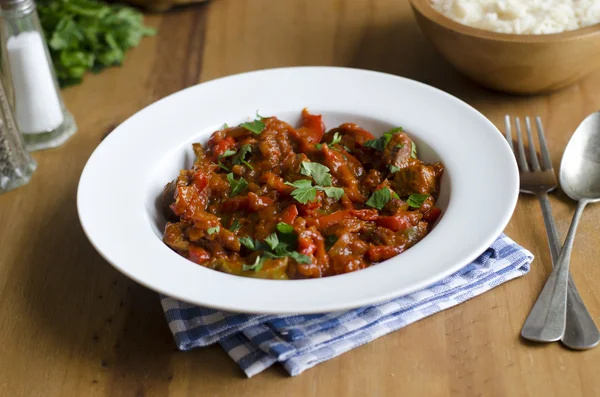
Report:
17,194,251,390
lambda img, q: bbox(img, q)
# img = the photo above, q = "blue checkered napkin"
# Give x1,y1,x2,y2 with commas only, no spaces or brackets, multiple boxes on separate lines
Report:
161,234,533,377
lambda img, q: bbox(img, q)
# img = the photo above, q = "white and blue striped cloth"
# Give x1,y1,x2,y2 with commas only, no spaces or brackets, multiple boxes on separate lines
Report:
161,234,533,377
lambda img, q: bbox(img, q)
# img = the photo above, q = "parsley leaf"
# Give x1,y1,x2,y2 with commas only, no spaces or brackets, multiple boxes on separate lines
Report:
343,145,351,152
287,251,312,264
239,236,256,250
300,161,333,186
285,180,317,204
222,123,229,129
232,144,253,169
240,119,265,134
277,222,294,234
407,194,429,208
217,149,237,171
389,165,401,174
363,127,403,152
243,256,265,272
365,188,392,210
264,233,279,250
315,143,322,149
227,173,248,196
207,226,220,235
317,186,345,200
229,219,242,232
411,141,417,158
330,132,342,145
325,235,338,251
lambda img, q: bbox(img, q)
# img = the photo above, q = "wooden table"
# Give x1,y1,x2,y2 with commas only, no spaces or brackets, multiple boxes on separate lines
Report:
1,1,599,395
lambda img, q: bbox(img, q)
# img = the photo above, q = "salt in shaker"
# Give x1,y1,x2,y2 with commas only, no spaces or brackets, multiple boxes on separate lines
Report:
0,74,36,194
0,0,77,151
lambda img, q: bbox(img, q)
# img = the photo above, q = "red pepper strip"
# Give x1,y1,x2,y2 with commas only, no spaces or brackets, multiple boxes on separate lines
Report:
317,210,352,229
210,135,236,162
296,108,325,144
188,245,211,264
298,233,317,256
367,245,400,262
375,215,412,232
248,192,274,211
281,204,298,224
423,206,442,223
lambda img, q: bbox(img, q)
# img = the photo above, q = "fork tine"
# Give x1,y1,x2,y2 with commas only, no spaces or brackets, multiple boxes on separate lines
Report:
525,117,541,171
515,117,530,171
504,115,515,153
535,116,553,170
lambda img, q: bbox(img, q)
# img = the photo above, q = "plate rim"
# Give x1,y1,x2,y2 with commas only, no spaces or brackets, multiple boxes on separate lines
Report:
77,66,519,314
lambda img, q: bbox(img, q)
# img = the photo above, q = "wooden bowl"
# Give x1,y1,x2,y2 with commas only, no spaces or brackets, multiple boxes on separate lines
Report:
409,0,600,94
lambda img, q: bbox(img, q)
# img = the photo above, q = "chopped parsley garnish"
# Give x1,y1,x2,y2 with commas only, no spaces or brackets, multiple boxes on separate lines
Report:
239,236,256,250
330,132,342,146
222,123,229,129
227,173,248,196
229,219,242,232
411,141,417,158
243,256,264,272
363,127,403,152
217,149,236,171
325,234,338,251
315,143,322,149
240,114,266,134
207,226,220,235
264,233,280,250
277,222,294,234
285,179,317,204
389,165,401,174
407,193,429,208
300,161,332,186
239,232,311,272
365,188,393,210
285,178,345,205
232,144,253,169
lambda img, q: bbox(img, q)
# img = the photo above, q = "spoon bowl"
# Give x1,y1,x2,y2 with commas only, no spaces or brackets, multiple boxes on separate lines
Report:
522,112,600,344
560,112,600,202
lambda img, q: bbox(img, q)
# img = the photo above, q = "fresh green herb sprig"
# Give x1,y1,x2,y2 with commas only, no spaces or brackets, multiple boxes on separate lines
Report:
227,173,248,196
37,0,156,86
285,161,345,205
363,127,403,152
407,193,429,208
365,188,400,210
240,228,311,272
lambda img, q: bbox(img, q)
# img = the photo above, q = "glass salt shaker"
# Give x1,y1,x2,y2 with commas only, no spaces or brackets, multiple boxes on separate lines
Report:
0,74,36,194
0,0,77,151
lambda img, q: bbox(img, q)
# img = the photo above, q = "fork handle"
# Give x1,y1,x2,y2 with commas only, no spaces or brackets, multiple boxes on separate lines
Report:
535,193,599,348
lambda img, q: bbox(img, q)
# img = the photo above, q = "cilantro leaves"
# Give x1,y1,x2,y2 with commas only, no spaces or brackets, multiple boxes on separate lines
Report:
227,173,248,196
240,230,312,272
365,188,392,210
232,144,253,169
217,149,236,171
229,219,242,232
363,127,403,152
330,132,342,146
411,141,417,158
407,194,429,208
276,222,294,234
301,162,332,186
207,226,220,235
285,180,317,204
240,112,267,134
388,165,401,174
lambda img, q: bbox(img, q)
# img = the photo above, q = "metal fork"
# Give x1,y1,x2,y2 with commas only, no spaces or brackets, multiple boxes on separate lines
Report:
504,115,599,349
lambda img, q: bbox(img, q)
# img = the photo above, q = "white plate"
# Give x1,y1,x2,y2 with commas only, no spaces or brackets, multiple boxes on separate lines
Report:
77,67,518,314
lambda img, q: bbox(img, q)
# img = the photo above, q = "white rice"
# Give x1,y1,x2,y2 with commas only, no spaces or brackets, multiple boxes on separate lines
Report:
430,0,600,34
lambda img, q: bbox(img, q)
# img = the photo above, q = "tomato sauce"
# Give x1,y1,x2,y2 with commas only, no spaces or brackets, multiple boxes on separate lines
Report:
162,109,444,280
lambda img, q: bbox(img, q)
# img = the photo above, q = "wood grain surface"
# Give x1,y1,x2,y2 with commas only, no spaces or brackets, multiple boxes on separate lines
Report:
1,1,599,396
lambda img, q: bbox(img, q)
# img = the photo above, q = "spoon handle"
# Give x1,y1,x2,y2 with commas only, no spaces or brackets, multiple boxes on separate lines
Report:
521,200,588,342
537,193,599,349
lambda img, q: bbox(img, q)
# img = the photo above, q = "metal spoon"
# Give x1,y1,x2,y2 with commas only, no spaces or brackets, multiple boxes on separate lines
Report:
521,112,600,344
